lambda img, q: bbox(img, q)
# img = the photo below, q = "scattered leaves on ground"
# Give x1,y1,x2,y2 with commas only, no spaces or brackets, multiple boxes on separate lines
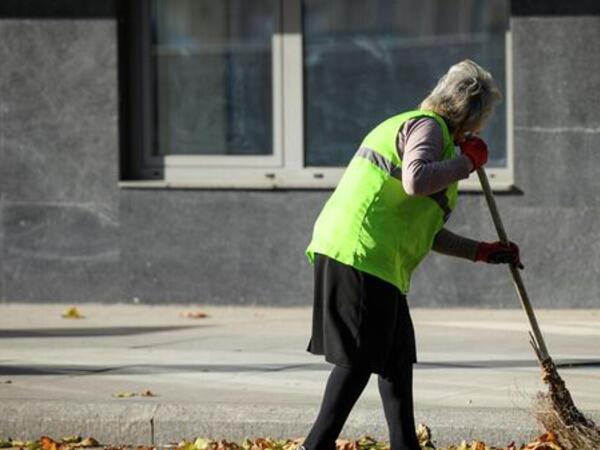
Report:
519,432,563,450
112,390,158,398
172,430,565,450
61,307,84,319
0,430,566,450
180,311,209,319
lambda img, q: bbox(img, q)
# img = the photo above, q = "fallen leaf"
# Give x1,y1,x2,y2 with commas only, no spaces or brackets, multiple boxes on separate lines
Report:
192,438,210,450
60,436,81,444
471,441,488,450
62,307,84,319
178,440,197,450
113,391,137,398
334,439,357,450
251,438,270,450
456,441,469,450
520,433,564,450
215,440,240,450
140,389,157,397
11,440,40,450
40,436,58,450
77,437,99,447
181,311,209,319
416,423,434,449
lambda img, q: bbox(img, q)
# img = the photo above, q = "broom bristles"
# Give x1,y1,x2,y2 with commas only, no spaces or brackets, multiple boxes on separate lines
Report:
532,358,600,450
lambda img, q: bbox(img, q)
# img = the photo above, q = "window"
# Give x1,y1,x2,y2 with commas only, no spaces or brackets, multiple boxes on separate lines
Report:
120,0,512,190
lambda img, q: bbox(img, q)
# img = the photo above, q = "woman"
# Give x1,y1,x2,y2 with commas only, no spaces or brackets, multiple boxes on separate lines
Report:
302,60,522,450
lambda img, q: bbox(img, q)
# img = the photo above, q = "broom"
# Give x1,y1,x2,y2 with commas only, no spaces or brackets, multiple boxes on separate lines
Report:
476,167,600,450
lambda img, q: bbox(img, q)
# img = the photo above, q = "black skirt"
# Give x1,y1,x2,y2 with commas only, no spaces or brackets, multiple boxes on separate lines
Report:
306,253,417,378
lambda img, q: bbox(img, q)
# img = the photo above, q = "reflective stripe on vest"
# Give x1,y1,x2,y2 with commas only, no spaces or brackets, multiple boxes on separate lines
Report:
355,146,403,181
355,146,451,222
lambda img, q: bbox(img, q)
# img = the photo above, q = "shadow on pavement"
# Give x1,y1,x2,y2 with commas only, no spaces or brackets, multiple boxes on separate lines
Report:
0,325,208,338
1,359,598,376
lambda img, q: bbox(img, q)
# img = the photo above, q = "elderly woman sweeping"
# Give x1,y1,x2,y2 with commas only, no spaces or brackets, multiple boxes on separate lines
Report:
303,60,522,450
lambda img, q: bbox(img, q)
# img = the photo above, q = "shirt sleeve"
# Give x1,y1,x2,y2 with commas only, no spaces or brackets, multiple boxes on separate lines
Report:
398,117,471,196
432,228,479,261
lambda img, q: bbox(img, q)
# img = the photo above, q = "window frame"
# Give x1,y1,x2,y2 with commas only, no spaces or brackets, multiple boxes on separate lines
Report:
119,0,514,191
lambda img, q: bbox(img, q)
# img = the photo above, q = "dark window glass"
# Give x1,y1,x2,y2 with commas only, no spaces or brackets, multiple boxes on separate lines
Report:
303,0,509,167
152,0,275,156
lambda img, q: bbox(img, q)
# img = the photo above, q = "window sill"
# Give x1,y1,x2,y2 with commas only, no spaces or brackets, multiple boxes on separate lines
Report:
118,169,514,192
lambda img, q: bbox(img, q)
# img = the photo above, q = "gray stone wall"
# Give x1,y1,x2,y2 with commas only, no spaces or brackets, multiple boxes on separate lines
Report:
413,14,600,308
0,20,120,302
1,9,599,307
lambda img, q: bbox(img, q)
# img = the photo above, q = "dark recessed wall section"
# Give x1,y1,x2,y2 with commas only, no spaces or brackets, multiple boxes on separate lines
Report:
118,0,136,180
117,0,160,181
0,0,115,18
511,0,600,16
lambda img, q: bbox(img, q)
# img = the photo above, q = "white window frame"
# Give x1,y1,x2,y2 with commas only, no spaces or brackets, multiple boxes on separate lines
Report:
119,1,513,191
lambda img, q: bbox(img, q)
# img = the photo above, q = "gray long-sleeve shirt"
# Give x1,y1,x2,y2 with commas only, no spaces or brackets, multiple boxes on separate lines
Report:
397,117,479,261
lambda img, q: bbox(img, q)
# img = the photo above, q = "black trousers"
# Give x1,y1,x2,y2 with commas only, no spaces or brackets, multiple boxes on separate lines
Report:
302,362,420,450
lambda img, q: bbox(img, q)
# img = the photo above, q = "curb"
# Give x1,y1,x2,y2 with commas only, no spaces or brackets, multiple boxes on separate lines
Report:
4,400,594,447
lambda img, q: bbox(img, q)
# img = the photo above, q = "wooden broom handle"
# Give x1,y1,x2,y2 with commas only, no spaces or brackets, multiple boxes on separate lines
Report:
475,167,550,361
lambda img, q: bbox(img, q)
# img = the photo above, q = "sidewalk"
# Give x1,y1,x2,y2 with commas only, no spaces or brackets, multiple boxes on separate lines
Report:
0,304,599,447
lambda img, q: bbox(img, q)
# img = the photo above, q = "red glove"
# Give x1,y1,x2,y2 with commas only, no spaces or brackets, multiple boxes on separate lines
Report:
460,136,488,171
476,241,524,269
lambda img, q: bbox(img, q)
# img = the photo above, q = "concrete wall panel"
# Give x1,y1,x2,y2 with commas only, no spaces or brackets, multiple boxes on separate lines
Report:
512,17,600,130
512,129,600,208
118,190,326,304
0,20,120,302
1,12,599,307
0,21,119,204
2,202,120,301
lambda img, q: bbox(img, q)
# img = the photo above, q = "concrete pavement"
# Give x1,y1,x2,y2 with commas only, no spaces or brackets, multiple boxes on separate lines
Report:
0,304,599,447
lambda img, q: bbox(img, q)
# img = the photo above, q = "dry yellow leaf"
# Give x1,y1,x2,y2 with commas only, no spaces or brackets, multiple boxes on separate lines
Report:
61,307,84,319
192,438,210,450
11,440,39,450
77,437,99,447
113,391,137,398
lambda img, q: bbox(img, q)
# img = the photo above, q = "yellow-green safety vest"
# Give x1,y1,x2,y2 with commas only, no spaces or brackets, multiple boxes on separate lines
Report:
305,110,459,294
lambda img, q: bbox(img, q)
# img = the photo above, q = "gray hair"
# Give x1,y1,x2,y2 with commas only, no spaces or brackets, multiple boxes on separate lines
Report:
420,59,502,133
